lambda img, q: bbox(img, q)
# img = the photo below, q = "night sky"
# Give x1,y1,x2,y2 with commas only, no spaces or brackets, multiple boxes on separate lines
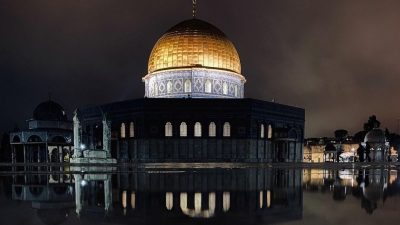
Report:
1,0,400,137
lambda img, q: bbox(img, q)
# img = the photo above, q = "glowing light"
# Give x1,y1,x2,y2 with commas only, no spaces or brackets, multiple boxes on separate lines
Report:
80,180,88,186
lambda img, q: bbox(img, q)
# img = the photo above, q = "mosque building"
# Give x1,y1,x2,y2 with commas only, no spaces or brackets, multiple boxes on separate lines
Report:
71,5,305,163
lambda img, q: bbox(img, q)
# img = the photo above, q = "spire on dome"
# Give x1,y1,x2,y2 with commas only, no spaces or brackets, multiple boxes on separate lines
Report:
192,0,197,18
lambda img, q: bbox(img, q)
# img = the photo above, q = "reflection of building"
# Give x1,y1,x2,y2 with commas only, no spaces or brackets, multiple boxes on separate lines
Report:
73,11,304,163
303,168,400,214
9,100,73,165
11,173,74,225
74,173,113,216
73,168,302,224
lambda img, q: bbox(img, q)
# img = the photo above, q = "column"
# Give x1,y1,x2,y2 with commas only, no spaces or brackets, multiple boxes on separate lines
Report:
59,146,63,163
89,125,95,149
103,115,111,158
45,143,49,163
73,113,82,158
11,145,16,173
104,177,112,212
23,145,26,164
37,145,41,163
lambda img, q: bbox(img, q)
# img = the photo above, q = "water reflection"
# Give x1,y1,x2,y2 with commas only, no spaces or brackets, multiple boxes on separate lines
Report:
2,166,400,224
303,167,399,214
2,168,302,225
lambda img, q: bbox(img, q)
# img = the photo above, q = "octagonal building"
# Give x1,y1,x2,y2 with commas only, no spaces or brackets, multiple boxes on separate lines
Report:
72,16,305,163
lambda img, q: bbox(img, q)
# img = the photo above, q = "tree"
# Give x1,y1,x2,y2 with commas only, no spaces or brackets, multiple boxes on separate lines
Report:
363,115,380,132
334,129,348,141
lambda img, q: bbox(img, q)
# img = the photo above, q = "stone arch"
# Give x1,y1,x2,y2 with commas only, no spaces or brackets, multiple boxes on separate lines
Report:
29,186,44,197
12,135,21,143
27,135,42,142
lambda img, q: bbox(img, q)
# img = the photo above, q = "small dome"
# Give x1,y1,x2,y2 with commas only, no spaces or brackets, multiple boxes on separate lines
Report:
148,19,241,74
33,100,67,121
364,128,386,143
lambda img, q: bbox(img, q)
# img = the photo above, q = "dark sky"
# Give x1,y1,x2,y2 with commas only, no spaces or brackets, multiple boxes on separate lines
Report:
1,0,400,137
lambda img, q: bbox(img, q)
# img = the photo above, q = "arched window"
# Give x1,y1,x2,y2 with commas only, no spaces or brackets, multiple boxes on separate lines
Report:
260,124,265,138
222,192,230,212
184,80,191,93
180,122,187,137
205,80,212,93
209,122,216,137
234,85,238,97
267,124,273,139
194,122,202,137
129,122,134,137
223,122,231,137
166,192,173,210
154,82,158,96
223,82,228,95
167,81,173,94
165,122,173,137
120,123,126,138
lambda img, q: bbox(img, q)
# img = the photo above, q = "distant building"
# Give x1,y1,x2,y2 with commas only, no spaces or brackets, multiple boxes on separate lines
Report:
303,137,359,163
361,128,389,162
303,144,324,163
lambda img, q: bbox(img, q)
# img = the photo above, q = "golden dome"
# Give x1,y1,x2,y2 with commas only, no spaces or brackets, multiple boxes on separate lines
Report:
148,19,241,74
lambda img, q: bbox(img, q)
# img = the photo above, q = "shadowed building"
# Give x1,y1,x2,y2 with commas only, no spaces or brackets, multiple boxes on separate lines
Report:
9,100,73,165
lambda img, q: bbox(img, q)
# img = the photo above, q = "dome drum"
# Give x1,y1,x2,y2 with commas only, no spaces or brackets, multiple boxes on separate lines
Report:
143,68,244,98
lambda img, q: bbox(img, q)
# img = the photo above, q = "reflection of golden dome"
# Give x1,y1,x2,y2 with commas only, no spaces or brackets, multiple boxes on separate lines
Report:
148,19,241,74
